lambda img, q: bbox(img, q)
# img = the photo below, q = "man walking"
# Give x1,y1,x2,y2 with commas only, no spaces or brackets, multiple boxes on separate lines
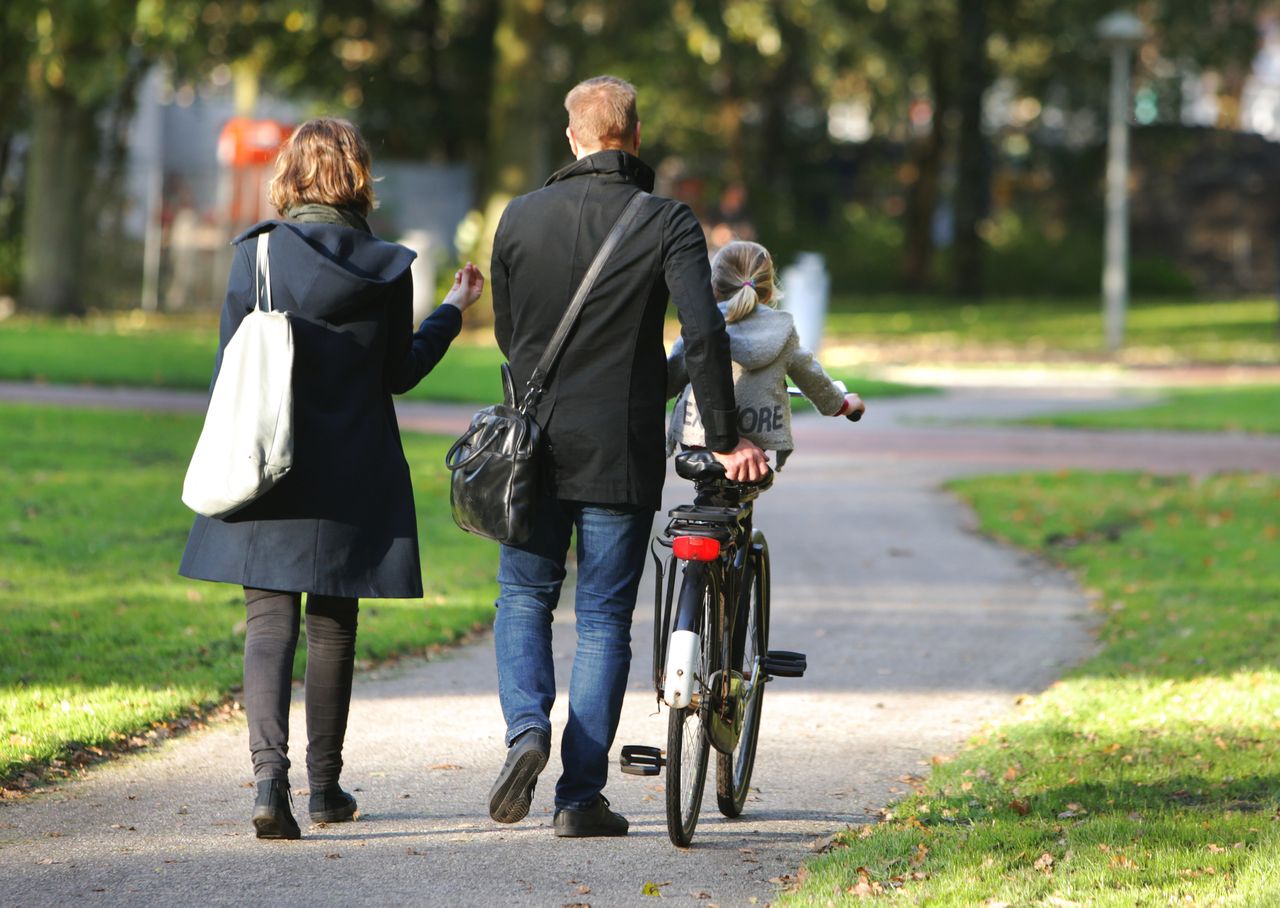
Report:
487,75,767,837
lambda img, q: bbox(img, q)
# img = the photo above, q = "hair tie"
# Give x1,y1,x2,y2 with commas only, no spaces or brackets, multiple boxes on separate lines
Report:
741,279,755,288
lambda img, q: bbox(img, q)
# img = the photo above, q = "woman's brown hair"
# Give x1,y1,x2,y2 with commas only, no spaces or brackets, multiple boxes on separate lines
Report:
711,240,778,324
267,118,377,217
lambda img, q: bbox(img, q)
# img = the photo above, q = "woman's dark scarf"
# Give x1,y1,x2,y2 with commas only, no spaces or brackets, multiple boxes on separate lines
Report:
286,203,371,234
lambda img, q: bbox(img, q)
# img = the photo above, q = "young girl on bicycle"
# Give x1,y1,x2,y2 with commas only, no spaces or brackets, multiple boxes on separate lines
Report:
667,240,864,469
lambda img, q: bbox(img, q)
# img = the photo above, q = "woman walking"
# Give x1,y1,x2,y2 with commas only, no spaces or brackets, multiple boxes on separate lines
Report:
179,118,482,839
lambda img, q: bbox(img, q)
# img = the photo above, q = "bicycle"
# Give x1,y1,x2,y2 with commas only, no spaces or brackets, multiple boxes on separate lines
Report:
621,386,860,846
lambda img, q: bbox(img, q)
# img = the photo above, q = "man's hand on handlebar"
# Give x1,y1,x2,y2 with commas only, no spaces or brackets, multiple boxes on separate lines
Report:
712,439,770,483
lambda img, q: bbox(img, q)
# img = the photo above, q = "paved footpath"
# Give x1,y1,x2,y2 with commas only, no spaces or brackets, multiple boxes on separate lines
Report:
1,382,1277,907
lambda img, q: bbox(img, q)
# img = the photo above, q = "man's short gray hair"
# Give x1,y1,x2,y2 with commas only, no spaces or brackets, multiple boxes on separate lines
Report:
564,76,638,148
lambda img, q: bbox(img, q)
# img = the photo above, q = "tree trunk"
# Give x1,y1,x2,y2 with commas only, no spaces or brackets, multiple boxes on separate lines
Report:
473,0,548,321
900,37,949,292
20,87,95,315
951,0,990,299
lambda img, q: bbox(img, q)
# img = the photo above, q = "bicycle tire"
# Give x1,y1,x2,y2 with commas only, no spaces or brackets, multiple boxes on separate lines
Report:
665,565,716,846
716,532,769,817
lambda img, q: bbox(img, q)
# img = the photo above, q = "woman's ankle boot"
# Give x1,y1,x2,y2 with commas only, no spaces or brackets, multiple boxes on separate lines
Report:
309,785,359,823
252,779,301,840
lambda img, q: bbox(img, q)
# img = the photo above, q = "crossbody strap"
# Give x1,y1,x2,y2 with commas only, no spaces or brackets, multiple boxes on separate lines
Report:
255,231,273,313
521,190,648,414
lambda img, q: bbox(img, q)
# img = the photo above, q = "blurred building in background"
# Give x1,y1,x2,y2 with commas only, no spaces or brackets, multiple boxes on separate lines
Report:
122,69,473,312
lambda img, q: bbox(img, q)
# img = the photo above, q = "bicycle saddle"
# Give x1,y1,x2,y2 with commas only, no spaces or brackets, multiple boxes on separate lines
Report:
674,451,774,489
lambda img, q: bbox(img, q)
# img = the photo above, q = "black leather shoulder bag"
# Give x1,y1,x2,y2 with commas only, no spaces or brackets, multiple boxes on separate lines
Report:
446,191,648,545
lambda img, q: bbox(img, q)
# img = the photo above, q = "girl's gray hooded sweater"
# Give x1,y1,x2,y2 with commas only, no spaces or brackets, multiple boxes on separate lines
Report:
666,303,845,465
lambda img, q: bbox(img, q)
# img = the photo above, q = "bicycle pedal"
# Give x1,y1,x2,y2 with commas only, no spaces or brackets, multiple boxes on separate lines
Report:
619,744,665,776
763,650,807,678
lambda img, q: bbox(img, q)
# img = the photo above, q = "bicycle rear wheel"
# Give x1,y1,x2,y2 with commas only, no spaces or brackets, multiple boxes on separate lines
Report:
716,533,769,817
665,565,716,846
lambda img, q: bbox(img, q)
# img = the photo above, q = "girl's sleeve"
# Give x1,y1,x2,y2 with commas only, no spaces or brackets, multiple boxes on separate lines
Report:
784,328,846,416
383,271,463,394
666,336,690,400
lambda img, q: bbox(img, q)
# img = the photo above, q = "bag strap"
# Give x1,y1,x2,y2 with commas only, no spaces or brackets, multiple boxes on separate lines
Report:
255,231,273,313
520,190,648,414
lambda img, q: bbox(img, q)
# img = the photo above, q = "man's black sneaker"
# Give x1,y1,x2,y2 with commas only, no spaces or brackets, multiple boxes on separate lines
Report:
252,779,301,840
309,786,359,823
553,795,629,837
489,728,550,823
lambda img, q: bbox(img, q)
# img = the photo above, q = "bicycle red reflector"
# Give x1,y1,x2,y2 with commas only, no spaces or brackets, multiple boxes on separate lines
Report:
673,536,720,561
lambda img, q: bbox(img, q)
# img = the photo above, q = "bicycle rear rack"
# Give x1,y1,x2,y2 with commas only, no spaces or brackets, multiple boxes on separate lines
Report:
619,744,664,776
763,650,807,678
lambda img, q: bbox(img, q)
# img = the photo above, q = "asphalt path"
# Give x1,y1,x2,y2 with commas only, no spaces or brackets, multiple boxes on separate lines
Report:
1,382,1277,906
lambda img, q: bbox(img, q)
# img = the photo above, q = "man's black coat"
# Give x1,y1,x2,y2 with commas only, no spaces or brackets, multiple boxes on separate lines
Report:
492,150,738,510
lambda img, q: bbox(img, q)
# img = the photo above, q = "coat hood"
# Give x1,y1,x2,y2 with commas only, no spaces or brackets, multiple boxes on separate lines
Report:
232,220,416,319
723,304,794,370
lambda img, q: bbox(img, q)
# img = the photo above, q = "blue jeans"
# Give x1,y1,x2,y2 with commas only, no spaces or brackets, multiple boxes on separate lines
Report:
494,498,654,810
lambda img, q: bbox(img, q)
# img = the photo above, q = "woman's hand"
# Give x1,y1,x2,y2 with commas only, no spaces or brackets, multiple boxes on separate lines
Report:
443,262,484,312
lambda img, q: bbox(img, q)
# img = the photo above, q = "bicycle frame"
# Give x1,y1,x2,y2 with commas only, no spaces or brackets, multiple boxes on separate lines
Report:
650,491,760,753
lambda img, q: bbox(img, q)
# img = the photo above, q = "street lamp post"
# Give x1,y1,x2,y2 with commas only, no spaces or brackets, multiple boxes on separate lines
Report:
1098,10,1146,353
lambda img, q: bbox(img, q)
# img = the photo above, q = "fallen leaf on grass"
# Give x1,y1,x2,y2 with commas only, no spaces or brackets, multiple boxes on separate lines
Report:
911,843,929,866
1008,799,1031,815
808,833,837,853
1033,853,1055,874
847,868,883,897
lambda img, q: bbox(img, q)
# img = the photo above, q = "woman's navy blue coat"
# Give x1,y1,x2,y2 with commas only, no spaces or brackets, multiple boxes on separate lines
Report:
179,219,461,598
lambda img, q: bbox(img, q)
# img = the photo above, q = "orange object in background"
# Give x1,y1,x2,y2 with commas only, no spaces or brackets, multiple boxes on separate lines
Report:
216,118,293,226
217,117,292,167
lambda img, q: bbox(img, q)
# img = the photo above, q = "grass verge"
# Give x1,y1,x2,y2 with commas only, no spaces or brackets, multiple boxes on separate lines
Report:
785,470,1280,906
0,404,498,786
826,295,1280,365
0,314,927,400
1020,386,1280,435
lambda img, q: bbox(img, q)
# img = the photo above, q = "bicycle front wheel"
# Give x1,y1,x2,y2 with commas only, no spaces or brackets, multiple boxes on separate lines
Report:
716,532,769,817
665,566,716,846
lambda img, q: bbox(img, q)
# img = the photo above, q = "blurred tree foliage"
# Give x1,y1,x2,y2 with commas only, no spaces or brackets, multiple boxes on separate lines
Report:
0,0,1269,312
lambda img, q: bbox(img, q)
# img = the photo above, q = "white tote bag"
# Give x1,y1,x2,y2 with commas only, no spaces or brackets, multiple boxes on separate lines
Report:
182,231,294,518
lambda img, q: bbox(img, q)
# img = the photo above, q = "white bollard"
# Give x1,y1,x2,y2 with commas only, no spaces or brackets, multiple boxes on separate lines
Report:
779,252,829,354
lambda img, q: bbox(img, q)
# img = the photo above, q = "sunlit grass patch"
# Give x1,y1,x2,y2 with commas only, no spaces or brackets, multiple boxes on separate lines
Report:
0,404,497,783
827,295,1280,364
1020,385,1280,434
785,471,1280,905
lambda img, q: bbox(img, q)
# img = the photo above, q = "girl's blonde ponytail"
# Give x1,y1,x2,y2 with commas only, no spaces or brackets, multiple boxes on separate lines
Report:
710,241,777,324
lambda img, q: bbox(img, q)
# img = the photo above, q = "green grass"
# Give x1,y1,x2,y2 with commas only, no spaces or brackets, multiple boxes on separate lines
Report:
1021,385,1280,435
0,314,928,400
786,471,1280,906
0,315,507,404
0,404,498,783
826,295,1280,364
